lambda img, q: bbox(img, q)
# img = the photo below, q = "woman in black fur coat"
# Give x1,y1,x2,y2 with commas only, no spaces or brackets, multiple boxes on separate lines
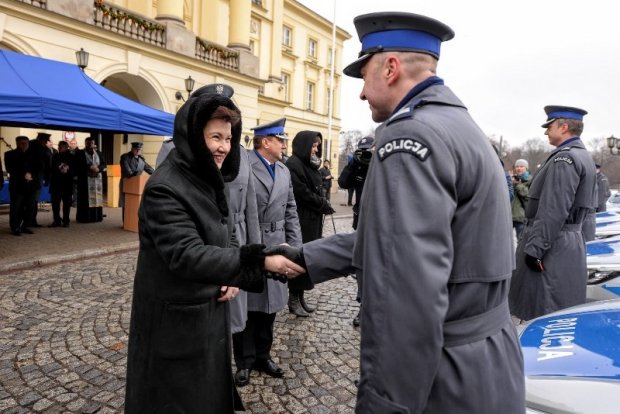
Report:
124,91,303,413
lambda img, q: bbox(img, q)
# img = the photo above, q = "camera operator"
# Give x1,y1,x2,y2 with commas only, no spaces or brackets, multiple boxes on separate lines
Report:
511,159,530,240
338,136,374,230
338,136,374,327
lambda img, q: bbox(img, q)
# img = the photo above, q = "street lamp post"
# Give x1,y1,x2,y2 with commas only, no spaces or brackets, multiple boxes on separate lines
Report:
175,76,196,101
607,135,620,155
75,48,89,71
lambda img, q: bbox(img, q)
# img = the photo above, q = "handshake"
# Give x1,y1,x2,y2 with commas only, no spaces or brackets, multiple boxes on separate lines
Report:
263,244,307,284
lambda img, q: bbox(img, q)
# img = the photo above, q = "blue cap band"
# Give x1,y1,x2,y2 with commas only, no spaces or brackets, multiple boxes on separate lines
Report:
547,111,585,121
361,29,442,57
254,126,284,136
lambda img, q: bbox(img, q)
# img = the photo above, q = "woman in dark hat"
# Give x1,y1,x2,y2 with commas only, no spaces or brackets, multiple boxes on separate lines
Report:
124,91,303,413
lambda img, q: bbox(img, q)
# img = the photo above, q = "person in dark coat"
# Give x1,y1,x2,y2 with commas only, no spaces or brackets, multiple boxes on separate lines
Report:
48,140,75,227
337,136,374,327
510,105,597,321
267,11,525,413
123,91,303,414
337,136,374,230
318,159,333,200
4,136,37,236
285,131,334,317
74,137,106,223
25,132,51,227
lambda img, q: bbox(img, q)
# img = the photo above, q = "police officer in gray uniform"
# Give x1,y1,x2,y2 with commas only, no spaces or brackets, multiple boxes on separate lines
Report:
510,106,597,321
232,118,302,386
267,11,524,414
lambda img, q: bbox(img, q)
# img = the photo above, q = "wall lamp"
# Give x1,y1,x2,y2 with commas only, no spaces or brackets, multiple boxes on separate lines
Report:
175,76,195,101
607,135,620,155
75,48,89,71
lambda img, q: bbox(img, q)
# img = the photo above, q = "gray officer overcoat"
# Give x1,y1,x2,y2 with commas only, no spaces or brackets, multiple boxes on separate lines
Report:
300,81,525,413
228,148,261,333
247,149,302,313
510,139,596,321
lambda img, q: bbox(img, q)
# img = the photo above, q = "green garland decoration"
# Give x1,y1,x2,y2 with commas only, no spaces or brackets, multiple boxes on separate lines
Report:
196,38,239,60
95,1,165,33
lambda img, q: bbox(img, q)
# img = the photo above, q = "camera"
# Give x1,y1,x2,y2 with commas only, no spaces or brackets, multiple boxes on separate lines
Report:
353,148,372,165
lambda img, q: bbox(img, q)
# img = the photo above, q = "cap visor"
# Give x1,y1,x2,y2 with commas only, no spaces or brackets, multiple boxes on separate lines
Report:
541,118,556,128
274,133,288,140
343,54,373,78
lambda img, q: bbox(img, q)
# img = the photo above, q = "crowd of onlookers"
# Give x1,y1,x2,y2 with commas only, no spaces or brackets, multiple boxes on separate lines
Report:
2,133,107,235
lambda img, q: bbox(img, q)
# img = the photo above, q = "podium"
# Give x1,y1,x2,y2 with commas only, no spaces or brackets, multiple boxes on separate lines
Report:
123,174,149,233
107,165,121,207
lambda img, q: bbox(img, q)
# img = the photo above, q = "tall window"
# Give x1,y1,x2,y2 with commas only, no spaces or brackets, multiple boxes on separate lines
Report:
281,73,290,101
306,81,315,111
327,47,333,66
282,26,292,47
308,38,317,58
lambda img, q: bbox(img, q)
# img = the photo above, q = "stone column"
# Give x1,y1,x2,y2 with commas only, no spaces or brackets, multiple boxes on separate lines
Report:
228,0,259,78
156,0,195,58
228,0,251,50
156,0,184,24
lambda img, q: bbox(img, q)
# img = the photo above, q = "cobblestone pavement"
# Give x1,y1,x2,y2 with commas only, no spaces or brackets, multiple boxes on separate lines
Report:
0,216,360,413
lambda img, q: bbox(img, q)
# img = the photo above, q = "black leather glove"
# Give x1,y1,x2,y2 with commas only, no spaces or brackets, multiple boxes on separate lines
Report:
266,272,288,284
263,245,306,270
525,254,544,272
320,200,336,215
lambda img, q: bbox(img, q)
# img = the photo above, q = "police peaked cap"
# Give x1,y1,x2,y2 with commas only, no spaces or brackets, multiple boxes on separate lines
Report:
343,11,455,78
190,83,234,99
131,142,143,149
541,105,587,128
251,118,288,140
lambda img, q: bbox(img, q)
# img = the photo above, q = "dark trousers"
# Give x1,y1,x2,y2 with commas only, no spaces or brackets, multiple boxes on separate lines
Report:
347,187,354,205
28,187,41,226
51,189,72,224
9,189,35,232
232,311,276,369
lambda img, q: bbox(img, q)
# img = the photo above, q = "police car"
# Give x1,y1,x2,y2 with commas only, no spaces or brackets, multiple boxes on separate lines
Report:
587,235,620,301
606,192,620,212
595,211,620,239
520,299,620,413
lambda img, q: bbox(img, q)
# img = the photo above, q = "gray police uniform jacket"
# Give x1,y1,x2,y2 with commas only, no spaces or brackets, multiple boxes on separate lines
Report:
247,150,302,313
302,83,525,414
510,139,596,321
228,149,261,333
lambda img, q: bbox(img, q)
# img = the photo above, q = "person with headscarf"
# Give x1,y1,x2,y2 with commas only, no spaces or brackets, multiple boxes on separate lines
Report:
123,90,304,413
285,131,334,317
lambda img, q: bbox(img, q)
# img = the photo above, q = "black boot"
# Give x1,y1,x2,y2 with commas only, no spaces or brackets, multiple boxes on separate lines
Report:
299,291,316,313
288,290,310,317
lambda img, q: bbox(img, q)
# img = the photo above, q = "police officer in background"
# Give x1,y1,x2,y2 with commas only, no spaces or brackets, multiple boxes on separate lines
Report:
510,106,596,321
232,118,302,386
595,163,611,212
120,142,154,218
266,11,524,413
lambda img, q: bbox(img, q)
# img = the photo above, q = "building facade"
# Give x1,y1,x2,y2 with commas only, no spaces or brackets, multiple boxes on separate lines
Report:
0,0,350,170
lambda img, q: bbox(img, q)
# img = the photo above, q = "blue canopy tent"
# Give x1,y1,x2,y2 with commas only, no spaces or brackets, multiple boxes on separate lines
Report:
0,50,174,135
